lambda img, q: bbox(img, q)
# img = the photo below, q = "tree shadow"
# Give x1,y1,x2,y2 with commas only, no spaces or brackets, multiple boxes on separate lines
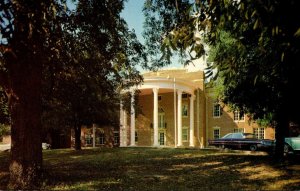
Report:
41,148,300,190
1,148,299,190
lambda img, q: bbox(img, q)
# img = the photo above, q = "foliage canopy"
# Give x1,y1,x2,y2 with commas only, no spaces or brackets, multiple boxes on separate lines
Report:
143,0,300,156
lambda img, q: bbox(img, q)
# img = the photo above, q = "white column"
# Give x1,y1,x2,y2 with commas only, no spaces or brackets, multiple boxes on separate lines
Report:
123,108,128,146
173,78,177,148
177,90,183,146
92,124,96,148
153,88,159,146
189,95,195,147
119,100,125,147
130,91,135,146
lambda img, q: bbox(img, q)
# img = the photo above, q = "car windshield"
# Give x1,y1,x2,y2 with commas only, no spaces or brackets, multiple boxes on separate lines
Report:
221,133,255,139
243,133,255,139
222,133,233,139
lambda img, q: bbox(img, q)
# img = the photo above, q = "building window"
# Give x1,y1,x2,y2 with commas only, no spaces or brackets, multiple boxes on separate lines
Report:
135,131,138,142
213,103,221,117
159,132,165,145
85,134,92,145
253,128,265,139
213,127,220,139
96,133,105,145
234,111,245,121
182,127,188,141
182,104,188,117
159,113,165,128
182,93,188,99
114,131,119,145
158,95,162,101
234,128,245,133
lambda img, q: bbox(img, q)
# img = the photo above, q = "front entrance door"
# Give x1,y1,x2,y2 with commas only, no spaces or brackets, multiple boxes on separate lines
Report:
159,132,165,145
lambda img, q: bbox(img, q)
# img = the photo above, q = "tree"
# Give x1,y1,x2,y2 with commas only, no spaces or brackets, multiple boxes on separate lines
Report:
0,0,63,188
143,0,300,157
42,0,145,150
0,87,10,140
1,0,145,188
0,87,9,124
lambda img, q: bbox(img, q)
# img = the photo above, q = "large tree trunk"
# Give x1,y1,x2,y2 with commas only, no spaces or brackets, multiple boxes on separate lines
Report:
5,1,45,188
74,125,82,150
274,108,289,159
7,60,42,189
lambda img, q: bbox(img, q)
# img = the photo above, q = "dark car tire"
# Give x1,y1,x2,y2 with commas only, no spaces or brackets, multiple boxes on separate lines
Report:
284,144,293,156
250,145,257,151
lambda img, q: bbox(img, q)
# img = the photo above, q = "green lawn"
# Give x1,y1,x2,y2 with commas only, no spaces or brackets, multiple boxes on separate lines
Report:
1,148,300,190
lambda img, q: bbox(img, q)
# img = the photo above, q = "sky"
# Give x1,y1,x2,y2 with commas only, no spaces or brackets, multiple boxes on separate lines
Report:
121,0,184,72
67,0,190,72
121,0,145,44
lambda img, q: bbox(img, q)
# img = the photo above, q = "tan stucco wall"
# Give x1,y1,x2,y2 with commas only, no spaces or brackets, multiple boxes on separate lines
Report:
136,91,205,147
123,69,275,148
72,125,118,148
206,96,275,144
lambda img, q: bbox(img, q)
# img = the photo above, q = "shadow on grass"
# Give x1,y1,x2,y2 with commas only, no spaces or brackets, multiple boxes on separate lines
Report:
0,151,9,189
42,148,300,190
1,148,300,190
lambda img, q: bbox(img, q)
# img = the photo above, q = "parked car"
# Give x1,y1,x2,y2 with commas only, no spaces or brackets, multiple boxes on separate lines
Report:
42,142,51,150
284,135,300,155
208,132,274,151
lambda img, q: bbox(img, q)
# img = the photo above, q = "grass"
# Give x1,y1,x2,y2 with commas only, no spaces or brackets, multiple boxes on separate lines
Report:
1,148,300,190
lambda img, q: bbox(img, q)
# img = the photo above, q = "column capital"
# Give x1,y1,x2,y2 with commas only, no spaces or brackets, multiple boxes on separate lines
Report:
131,90,135,96
152,87,159,93
190,94,195,100
177,89,183,95
153,87,159,146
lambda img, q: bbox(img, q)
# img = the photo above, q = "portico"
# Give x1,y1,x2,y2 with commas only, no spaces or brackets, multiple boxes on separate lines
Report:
119,69,204,148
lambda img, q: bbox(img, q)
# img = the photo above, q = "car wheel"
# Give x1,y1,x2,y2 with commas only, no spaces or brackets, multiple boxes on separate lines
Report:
250,145,257,151
284,144,293,156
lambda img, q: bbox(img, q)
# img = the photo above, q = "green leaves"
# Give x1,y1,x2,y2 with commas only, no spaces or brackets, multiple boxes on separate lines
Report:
143,0,300,126
294,27,300,37
253,19,259,30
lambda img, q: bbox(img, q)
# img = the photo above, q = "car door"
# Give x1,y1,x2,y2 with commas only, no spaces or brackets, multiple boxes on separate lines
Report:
223,134,233,147
231,133,242,148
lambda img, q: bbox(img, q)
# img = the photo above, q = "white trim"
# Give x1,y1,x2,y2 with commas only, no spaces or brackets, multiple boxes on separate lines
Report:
233,128,245,133
182,126,189,142
173,78,177,148
189,95,195,147
253,127,265,139
153,88,159,146
213,126,221,139
213,103,221,118
182,103,188,118
177,90,183,146
122,77,199,95
233,111,245,122
113,131,119,145
158,130,166,146
130,91,136,146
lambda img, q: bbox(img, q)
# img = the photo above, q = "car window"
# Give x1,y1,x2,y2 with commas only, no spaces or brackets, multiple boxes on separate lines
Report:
232,133,243,139
222,133,233,139
243,133,255,139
